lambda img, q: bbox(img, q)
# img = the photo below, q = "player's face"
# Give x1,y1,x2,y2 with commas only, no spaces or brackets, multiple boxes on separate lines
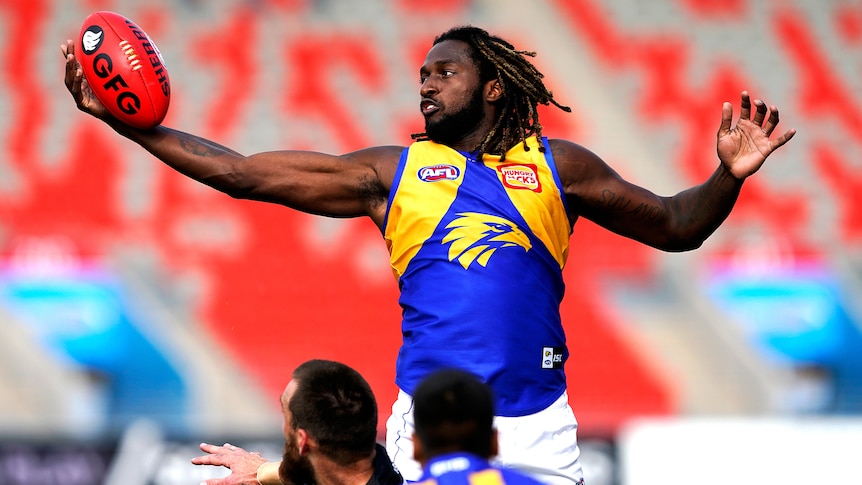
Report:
420,40,489,146
280,381,297,440
279,381,316,484
280,431,315,485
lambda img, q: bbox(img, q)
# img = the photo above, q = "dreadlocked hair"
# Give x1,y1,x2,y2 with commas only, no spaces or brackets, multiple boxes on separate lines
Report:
411,26,571,161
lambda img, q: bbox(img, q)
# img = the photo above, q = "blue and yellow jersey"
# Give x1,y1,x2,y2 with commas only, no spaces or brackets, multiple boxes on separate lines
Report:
383,136,571,417
415,453,547,485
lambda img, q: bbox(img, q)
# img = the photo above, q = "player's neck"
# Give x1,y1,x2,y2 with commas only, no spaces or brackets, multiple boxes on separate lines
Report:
310,455,375,485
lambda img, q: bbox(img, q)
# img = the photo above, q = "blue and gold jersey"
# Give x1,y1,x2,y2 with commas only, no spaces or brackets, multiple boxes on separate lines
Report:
383,136,571,417
415,453,547,485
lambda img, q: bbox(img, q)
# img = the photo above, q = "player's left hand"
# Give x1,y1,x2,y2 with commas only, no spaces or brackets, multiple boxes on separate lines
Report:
191,442,269,485
716,91,796,179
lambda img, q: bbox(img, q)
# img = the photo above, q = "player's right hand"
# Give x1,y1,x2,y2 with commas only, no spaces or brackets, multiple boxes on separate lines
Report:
191,442,269,485
61,39,111,121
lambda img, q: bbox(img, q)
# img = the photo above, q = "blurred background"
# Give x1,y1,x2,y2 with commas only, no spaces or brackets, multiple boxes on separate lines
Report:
1,0,861,483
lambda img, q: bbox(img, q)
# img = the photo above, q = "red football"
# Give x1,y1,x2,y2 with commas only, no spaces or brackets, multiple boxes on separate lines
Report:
78,11,170,129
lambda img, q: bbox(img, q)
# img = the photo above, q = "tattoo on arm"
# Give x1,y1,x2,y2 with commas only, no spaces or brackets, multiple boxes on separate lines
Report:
629,202,663,221
602,189,663,222
177,132,243,158
602,189,631,211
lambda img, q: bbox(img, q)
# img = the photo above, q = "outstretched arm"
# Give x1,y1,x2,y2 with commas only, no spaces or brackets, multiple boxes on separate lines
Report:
62,40,399,227
556,91,796,251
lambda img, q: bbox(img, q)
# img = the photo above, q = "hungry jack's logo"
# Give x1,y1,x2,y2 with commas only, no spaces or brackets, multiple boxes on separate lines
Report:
442,212,531,269
498,163,542,192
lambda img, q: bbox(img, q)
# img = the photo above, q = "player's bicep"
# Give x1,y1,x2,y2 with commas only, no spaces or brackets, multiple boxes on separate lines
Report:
237,147,397,219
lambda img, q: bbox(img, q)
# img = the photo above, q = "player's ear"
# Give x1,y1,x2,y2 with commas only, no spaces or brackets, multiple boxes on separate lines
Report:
297,429,310,455
412,432,427,464
485,79,503,102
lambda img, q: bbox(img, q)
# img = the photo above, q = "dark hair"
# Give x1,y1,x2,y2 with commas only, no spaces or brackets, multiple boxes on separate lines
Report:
289,360,378,466
412,368,495,457
413,25,571,160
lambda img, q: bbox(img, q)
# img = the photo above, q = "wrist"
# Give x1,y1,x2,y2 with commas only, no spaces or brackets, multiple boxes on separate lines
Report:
257,461,283,485
719,162,746,183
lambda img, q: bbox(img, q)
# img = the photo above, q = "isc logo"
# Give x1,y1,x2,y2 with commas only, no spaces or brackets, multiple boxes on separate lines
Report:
417,164,460,182
542,346,564,369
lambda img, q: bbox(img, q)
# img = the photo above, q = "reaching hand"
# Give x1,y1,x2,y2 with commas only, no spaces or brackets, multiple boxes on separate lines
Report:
716,91,796,180
61,39,111,121
191,442,270,485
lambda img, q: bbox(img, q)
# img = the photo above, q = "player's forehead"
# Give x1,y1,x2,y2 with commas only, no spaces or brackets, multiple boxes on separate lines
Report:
281,379,298,412
420,39,476,72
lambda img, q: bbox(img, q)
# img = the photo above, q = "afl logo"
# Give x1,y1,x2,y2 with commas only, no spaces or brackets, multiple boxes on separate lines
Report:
418,164,460,182
81,25,105,54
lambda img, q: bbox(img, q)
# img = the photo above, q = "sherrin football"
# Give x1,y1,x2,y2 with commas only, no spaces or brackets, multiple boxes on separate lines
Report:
78,11,170,129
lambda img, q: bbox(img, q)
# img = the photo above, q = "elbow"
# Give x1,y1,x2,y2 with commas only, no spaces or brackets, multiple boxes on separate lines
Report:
224,185,253,200
203,169,255,199
653,229,709,252
207,170,255,200
660,239,705,253
656,230,714,253
655,216,719,252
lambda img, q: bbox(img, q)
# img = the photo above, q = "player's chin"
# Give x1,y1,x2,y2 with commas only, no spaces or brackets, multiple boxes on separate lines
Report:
423,114,446,133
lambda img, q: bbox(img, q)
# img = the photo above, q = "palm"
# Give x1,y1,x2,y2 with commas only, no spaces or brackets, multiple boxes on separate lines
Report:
716,92,796,180
78,77,109,117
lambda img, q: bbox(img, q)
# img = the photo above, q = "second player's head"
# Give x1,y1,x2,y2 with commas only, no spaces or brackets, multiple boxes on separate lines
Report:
279,359,379,483
412,367,497,462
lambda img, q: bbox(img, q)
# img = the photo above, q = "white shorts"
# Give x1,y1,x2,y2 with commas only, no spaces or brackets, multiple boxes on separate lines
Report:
385,389,585,485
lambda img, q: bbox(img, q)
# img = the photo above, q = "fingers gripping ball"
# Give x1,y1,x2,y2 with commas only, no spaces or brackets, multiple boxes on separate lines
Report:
78,11,170,129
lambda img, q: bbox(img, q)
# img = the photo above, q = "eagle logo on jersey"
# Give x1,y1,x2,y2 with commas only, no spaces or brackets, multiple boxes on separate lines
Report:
442,212,531,269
